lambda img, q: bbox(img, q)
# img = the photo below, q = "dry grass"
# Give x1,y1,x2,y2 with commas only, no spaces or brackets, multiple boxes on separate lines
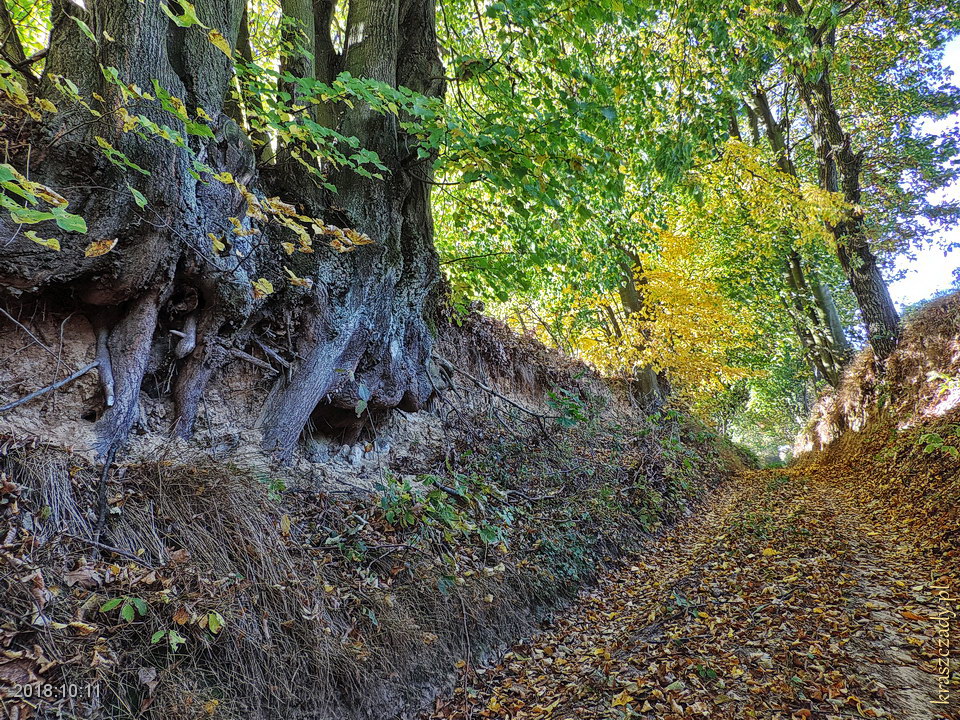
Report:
0,401,745,720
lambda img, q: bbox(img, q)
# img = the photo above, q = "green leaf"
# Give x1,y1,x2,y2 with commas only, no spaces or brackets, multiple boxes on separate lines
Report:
167,629,186,651
51,206,87,233
185,121,215,138
354,398,368,417
120,603,135,622
100,598,123,612
207,611,224,634
128,185,148,208
151,630,166,644
25,231,60,250
9,207,56,224
70,16,99,44
160,0,205,28
2,181,38,203
131,598,149,616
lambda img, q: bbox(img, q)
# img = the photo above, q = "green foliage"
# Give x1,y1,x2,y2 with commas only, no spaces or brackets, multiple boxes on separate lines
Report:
258,475,287,503
0,160,86,247
375,473,513,548
928,371,960,397
918,427,960,458
150,628,187,652
100,595,149,623
546,388,589,428
431,0,958,441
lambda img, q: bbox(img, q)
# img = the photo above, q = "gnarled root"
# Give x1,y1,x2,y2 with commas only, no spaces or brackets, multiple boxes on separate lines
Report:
93,289,161,457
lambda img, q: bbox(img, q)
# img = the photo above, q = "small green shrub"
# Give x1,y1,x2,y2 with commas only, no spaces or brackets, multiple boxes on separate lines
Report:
918,427,960,459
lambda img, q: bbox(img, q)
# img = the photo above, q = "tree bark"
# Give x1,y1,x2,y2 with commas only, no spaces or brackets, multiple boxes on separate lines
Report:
259,0,447,459
615,252,664,407
0,0,448,463
0,0,26,65
787,21,901,362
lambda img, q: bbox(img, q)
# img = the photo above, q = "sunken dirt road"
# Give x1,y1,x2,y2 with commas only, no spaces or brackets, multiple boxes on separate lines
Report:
429,469,958,720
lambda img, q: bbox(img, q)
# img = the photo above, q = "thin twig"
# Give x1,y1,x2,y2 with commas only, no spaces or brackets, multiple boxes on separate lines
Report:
0,306,57,358
10,48,47,70
230,348,278,373
256,340,291,368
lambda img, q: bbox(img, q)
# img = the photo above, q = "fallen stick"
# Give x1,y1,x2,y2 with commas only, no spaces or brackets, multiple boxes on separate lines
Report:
0,361,99,413
433,355,560,421
230,348,278,373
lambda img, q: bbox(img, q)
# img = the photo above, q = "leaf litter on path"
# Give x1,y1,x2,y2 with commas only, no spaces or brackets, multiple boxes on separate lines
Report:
428,469,958,720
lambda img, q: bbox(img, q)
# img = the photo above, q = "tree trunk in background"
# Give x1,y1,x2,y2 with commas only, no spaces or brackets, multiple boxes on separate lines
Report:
747,87,851,386
0,0,25,65
616,252,664,407
0,0,446,461
781,252,847,387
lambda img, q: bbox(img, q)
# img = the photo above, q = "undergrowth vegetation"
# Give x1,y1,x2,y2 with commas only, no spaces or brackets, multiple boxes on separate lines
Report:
0,399,748,719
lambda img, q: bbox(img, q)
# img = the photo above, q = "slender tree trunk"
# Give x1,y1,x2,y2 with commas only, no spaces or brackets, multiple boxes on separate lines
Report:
746,86,852,385
0,0,25,65
616,253,664,406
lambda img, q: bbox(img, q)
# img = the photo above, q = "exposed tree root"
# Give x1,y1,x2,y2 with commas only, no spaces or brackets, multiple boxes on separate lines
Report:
94,289,161,457
94,324,115,408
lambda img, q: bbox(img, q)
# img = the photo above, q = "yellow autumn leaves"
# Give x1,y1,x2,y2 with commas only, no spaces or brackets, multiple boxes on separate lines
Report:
499,138,852,411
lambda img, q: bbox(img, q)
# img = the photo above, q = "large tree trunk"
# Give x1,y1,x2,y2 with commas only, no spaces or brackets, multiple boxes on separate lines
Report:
259,0,445,459
0,0,251,457
781,252,847,387
787,21,901,363
0,0,445,462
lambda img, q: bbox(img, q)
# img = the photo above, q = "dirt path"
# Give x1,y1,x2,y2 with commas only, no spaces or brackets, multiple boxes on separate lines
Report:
429,469,958,720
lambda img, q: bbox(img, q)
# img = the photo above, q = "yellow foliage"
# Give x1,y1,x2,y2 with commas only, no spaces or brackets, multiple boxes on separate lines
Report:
565,228,759,402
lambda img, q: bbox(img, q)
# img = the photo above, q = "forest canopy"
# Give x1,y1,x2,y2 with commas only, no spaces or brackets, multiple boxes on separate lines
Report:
0,0,958,457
